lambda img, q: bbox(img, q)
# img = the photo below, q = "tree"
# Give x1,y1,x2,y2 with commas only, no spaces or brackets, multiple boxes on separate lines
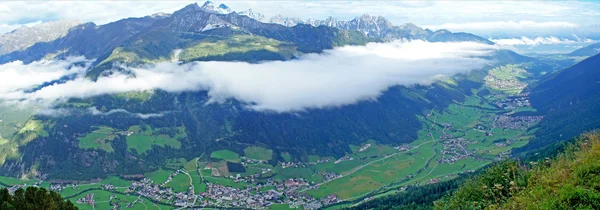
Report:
0,186,77,210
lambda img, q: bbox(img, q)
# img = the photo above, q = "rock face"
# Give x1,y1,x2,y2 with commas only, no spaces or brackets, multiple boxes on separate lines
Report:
199,1,232,14
259,12,492,43
239,9,265,22
0,20,81,55
0,15,165,64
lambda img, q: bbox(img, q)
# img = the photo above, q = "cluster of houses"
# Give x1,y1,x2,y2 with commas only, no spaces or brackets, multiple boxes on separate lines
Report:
75,193,94,206
395,144,413,151
334,156,354,164
358,144,372,152
438,138,475,164
493,115,543,130
493,95,531,110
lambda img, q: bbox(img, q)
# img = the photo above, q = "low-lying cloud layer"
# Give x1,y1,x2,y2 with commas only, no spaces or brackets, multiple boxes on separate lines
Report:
0,41,495,112
491,36,596,46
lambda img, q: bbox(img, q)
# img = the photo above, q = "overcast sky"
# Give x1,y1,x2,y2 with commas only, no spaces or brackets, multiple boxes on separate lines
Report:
1,0,600,39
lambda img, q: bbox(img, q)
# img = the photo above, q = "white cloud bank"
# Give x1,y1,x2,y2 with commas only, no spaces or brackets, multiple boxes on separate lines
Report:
425,21,579,31
491,36,597,46
0,41,495,112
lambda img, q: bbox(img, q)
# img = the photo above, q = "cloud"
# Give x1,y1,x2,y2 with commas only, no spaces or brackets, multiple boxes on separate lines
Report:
0,41,495,112
490,36,597,46
36,107,168,119
87,107,167,119
425,21,579,31
0,57,90,103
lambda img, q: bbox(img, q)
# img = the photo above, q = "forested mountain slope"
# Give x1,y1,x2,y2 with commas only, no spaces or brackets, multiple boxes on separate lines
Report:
517,53,600,153
568,42,600,57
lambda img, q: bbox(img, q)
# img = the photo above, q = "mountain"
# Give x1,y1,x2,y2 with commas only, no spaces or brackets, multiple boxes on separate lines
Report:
0,2,371,79
0,20,80,55
515,53,600,153
0,2,494,69
568,42,600,56
238,9,265,22
269,15,304,27
85,3,371,78
199,1,232,14
265,14,494,44
0,15,166,65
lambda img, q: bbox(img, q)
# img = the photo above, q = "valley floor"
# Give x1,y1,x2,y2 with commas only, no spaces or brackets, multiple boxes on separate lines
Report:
0,84,543,209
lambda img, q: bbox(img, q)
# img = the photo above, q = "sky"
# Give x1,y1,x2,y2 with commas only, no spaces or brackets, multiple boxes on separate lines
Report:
0,41,495,112
1,0,600,40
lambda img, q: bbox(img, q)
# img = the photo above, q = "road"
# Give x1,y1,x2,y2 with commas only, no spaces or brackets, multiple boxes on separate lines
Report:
300,111,442,193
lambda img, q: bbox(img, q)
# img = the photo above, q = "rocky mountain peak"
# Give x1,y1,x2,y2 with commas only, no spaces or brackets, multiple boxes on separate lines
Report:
0,20,82,55
199,1,232,14
239,9,265,22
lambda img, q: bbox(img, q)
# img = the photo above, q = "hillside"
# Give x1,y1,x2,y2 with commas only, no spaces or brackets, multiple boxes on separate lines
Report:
568,42,600,57
517,53,600,153
436,132,600,209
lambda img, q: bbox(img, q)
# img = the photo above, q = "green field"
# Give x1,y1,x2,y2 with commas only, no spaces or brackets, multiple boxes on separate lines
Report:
244,146,273,161
126,125,185,155
309,155,416,199
77,126,117,152
114,90,155,101
15,119,49,144
146,169,172,184
100,176,130,187
190,173,207,193
71,189,171,210
180,34,299,61
281,152,292,162
204,176,249,189
0,176,38,186
165,173,191,193
61,183,102,198
0,104,37,140
211,149,240,163
269,204,295,210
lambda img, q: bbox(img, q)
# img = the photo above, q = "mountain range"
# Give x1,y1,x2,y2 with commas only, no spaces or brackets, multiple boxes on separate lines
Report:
0,0,597,191
0,1,494,68
568,41,600,56
0,20,80,55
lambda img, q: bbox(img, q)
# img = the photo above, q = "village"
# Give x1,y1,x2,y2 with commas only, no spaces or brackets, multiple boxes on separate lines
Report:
45,168,341,209
438,137,475,164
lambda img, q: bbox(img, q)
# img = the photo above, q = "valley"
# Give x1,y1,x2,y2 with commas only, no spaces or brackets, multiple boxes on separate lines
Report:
1,1,599,210
0,76,544,209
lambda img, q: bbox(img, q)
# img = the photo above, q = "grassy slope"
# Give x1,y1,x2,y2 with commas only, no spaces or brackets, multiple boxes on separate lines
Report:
126,125,185,155
244,146,273,161
501,133,600,209
77,126,117,152
436,132,600,209
211,149,240,163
